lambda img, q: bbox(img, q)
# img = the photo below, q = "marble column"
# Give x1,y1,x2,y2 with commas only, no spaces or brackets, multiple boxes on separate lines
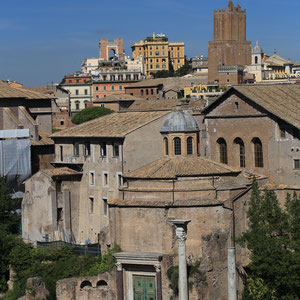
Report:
116,262,124,300
155,264,162,300
169,220,191,300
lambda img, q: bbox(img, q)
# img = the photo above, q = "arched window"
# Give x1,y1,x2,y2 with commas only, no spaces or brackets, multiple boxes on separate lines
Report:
187,137,193,155
234,138,245,168
80,281,92,289
252,138,263,167
164,137,169,155
255,56,258,64
174,137,181,155
217,138,228,164
97,280,108,288
75,101,80,110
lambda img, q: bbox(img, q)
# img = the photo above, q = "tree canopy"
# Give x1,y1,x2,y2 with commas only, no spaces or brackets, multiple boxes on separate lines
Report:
72,106,114,125
152,63,192,78
238,180,300,299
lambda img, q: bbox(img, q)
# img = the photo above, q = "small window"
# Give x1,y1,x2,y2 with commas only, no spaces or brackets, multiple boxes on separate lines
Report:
84,142,91,156
60,146,63,161
151,89,153,95
57,207,63,222
103,198,108,216
146,89,149,95
111,86,115,91
75,89,79,95
103,172,109,187
117,173,123,187
126,75,131,80
103,86,106,91
119,85,122,90
75,101,80,110
118,75,123,81
73,142,79,156
141,90,144,96
96,86,99,91
187,137,193,155
174,137,181,155
234,138,245,168
255,56,258,64
280,127,286,138
84,100,88,109
164,137,169,155
294,159,300,169
100,142,107,157
89,171,95,186
60,120,64,126
89,197,94,214
84,89,88,95
113,143,119,157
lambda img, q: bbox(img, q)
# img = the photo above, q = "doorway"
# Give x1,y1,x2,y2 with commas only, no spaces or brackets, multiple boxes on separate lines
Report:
133,275,156,300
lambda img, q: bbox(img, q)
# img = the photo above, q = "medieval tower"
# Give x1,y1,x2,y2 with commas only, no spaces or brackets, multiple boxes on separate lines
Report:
208,1,251,83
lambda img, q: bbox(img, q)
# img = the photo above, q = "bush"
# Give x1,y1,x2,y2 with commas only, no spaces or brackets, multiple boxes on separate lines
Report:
72,107,113,125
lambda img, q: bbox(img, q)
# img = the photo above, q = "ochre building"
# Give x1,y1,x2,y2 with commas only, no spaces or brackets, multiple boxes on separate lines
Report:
132,33,184,78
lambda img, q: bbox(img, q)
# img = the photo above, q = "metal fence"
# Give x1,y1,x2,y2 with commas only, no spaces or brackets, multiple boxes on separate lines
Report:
37,241,101,257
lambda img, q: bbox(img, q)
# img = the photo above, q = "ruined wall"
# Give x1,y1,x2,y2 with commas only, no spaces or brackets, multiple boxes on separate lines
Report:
56,271,116,300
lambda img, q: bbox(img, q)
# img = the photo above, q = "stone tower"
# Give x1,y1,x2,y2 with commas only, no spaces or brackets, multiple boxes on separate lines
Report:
99,38,124,61
208,1,251,83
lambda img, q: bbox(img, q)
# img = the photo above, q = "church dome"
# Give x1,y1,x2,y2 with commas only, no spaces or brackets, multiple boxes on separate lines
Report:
160,110,199,133
252,41,263,54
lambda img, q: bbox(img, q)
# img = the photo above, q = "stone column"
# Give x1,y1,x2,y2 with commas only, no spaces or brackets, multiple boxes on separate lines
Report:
155,264,162,300
169,220,191,300
227,247,237,300
116,262,124,300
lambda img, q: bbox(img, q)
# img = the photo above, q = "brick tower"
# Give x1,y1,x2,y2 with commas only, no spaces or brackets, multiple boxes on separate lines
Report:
208,1,251,83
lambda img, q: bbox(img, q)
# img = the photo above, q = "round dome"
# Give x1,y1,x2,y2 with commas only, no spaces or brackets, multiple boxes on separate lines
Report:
252,41,263,54
160,110,199,133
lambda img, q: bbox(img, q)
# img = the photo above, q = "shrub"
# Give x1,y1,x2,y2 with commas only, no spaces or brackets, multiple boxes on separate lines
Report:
72,107,113,125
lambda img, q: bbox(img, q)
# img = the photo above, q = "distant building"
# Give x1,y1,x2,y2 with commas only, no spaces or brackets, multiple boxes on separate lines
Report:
191,56,208,74
60,74,93,113
208,1,251,84
131,33,185,78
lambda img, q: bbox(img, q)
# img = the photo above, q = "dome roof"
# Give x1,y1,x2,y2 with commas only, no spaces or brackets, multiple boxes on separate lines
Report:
160,110,199,133
252,41,263,54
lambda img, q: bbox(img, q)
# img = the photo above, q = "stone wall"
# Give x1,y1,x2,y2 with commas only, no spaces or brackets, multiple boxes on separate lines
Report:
56,271,116,300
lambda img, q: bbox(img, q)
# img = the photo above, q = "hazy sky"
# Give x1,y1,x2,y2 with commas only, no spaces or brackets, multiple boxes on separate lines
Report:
0,0,299,86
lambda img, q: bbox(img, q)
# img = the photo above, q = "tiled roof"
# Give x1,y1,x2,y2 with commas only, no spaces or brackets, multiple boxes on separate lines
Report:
93,93,143,102
31,131,54,146
203,84,300,129
128,99,203,111
50,111,168,138
124,156,240,179
233,84,300,129
0,81,53,99
41,167,80,177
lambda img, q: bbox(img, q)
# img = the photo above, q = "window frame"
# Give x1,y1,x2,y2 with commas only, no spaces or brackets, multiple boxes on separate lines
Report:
174,137,182,156
187,137,193,155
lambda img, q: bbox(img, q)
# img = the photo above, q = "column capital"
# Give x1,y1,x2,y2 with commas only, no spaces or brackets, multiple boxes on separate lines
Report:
116,262,122,271
154,264,161,272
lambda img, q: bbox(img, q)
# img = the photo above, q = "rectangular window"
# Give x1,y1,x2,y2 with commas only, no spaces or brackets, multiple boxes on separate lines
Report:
141,90,144,96
89,171,95,186
103,172,109,187
60,146,63,161
126,74,131,80
150,51,152,56
118,75,123,81
156,64,160,69
113,143,119,157
150,59,153,63
100,142,107,157
111,75,115,81
155,51,159,56
119,85,122,90
112,86,115,91
146,89,149,95
103,86,106,91
84,89,88,95
294,159,300,169
134,74,138,80
96,86,99,91
118,174,123,187
103,198,108,216
84,142,90,156
89,196,94,214
73,142,79,156
151,89,153,95
75,89,79,95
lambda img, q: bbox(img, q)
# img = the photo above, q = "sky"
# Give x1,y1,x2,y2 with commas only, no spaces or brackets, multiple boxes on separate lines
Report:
0,0,299,86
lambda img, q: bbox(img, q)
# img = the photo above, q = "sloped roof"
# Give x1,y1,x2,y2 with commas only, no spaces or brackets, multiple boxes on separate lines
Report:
264,54,290,66
31,131,54,146
124,156,240,179
41,168,80,177
203,84,300,129
50,111,168,138
93,93,143,103
0,81,53,99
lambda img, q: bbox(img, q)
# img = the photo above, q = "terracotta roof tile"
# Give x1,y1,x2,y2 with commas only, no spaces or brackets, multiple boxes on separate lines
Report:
93,93,143,103
41,167,80,177
233,84,300,129
50,111,169,138
0,81,52,99
31,131,54,146
124,156,240,179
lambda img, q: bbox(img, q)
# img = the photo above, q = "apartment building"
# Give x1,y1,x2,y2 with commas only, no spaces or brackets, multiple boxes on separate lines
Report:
132,33,185,78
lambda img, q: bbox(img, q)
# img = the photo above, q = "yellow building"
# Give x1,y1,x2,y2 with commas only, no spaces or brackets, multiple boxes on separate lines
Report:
132,33,185,78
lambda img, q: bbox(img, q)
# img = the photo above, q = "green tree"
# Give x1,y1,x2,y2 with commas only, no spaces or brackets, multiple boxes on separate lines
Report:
174,63,192,77
72,106,113,125
238,180,300,299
